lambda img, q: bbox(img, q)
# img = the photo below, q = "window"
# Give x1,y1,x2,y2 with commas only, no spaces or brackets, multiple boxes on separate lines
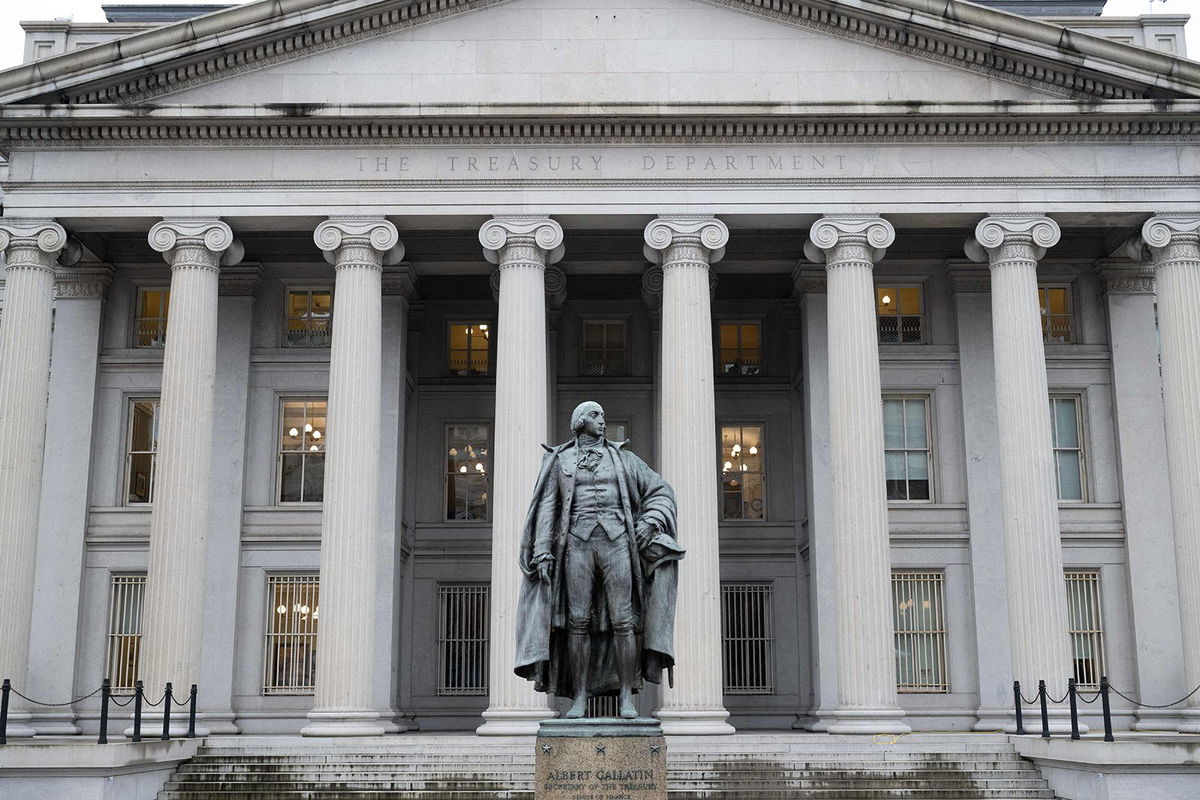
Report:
876,286,925,344
892,571,948,693
134,288,170,348
605,419,630,444
448,323,490,375
284,288,333,347
125,399,160,505
720,425,765,521
1049,396,1085,502
437,585,489,696
446,424,490,520
279,400,327,503
883,397,932,501
1039,286,1075,344
718,321,761,376
106,574,146,693
582,320,627,376
263,576,319,695
1065,571,1105,689
721,583,774,694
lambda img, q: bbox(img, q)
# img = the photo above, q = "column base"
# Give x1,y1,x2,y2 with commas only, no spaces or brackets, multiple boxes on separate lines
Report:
973,707,1014,732
123,711,211,739
302,710,386,737
31,710,80,736
2,711,36,738
198,711,239,735
1175,709,1200,734
1133,709,1185,731
1012,708,1088,735
825,707,911,735
656,708,735,735
476,707,555,736
798,707,838,732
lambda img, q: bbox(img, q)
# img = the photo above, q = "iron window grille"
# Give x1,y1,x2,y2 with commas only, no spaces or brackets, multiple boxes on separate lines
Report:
719,425,765,521
106,574,146,694
717,321,762,376
445,424,490,521
437,584,489,696
1039,286,1076,344
883,396,933,501
278,399,328,504
1065,571,1106,690
720,582,775,695
892,571,948,693
1049,395,1086,502
124,398,160,505
263,575,320,695
876,286,926,344
582,320,628,376
133,288,170,348
283,288,333,347
448,322,490,375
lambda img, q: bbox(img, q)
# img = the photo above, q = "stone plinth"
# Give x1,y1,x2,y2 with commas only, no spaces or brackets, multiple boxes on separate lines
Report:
536,719,666,800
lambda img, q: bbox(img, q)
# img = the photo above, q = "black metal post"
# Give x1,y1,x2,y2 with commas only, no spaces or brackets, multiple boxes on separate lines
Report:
161,682,173,741
1039,679,1050,739
0,678,10,746
1013,680,1025,735
187,685,197,739
1068,677,1080,740
1100,676,1115,742
132,680,143,743
98,678,111,745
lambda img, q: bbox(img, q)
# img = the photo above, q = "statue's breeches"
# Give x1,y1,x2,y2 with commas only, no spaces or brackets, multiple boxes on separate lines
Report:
565,526,634,635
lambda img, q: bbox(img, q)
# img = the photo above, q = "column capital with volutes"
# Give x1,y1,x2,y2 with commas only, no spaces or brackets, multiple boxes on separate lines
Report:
1140,215,1200,260
149,218,242,269
314,217,403,267
480,216,564,267
965,214,1060,264
803,215,894,266
0,219,80,272
643,215,728,265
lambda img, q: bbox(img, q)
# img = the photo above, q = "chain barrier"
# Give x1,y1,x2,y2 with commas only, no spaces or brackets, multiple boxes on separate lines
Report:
1012,675,1200,743
10,686,104,707
1108,682,1200,709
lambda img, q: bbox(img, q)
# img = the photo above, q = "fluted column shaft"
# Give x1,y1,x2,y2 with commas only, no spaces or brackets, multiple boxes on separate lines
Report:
1140,216,1200,731
969,215,1073,708
0,220,71,738
478,217,561,735
806,216,909,735
645,216,734,735
304,218,398,736
140,219,235,734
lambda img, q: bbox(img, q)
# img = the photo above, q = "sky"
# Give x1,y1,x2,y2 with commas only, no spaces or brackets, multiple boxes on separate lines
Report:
0,0,1197,70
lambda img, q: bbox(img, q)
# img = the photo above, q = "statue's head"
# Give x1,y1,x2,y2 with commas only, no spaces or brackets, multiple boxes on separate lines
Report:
570,401,606,438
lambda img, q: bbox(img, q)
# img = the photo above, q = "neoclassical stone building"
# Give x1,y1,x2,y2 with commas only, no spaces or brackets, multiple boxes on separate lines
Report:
0,0,1198,740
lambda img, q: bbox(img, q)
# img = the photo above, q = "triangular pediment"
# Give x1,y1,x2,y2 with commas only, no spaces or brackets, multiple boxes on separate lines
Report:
1,0,1198,109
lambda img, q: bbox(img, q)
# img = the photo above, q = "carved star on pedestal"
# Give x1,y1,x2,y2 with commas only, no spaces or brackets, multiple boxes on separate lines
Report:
649,744,661,755
595,744,606,755
541,744,552,754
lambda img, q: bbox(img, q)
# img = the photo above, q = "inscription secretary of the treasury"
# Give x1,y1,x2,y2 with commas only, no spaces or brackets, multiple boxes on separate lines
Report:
515,401,683,719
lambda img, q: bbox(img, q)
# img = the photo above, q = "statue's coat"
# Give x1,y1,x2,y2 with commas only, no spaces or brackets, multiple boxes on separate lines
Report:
514,439,681,698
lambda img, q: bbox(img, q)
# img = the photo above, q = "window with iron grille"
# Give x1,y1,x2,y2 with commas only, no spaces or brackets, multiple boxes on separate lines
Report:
263,575,320,695
883,396,933,501
719,425,765,521
892,571,948,693
448,322,490,375
279,399,327,503
445,424,490,520
284,288,333,347
717,321,761,376
720,583,774,694
1039,286,1075,344
582,320,628,376
438,585,489,696
106,574,146,693
1065,571,1106,689
876,286,926,344
134,288,170,348
1049,395,1086,502
124,398,160,505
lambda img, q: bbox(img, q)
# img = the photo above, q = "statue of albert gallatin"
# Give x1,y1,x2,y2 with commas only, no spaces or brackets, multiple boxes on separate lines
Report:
515,401,684,719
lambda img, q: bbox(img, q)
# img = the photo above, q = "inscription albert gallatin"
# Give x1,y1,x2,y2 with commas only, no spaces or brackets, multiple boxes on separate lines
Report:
544,767,658,797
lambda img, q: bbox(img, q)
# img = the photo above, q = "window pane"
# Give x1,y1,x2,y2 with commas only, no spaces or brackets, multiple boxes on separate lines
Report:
898,286,922,314
721,583,775,694
739,473,765,520
884,450,906,481
739,323,759,349
904,400,928,448
719,323,738,349
438,585,490,695
302,454,325,503
906,477,931,501
876,287,898,316
892,572,948,692
127,453,154,504
606,322,625,348
1054,399,1079,447
310,291,332,316
263,576,320,695
130,401,156,452
280,454,305,503
882,400,905,448
583,322,604,349
106,575,146,693
446,425,490,520
906,450,929,481
1057,451,1083,500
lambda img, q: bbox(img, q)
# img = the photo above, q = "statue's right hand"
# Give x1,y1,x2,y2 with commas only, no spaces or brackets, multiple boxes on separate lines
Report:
537,560,553,584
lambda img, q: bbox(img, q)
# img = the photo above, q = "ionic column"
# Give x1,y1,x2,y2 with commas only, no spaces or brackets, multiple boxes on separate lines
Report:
303,218,401,736
644,216,734,735
966,215,1074,721
0,219,76,738
804,216,909,735
1135,216,1200,733
477,216,562,735
139,219,240,735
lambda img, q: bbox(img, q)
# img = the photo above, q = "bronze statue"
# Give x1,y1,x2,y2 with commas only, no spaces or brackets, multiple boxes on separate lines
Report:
515,401,683,719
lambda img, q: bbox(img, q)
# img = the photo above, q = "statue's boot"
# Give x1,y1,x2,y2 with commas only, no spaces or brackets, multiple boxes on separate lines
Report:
565,632,589,719
615,631,638,719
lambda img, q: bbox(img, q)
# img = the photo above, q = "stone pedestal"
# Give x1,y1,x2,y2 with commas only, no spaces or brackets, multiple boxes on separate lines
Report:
536,719,667,800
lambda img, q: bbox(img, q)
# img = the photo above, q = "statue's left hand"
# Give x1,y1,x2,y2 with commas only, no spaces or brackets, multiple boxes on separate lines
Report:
537,560,553,584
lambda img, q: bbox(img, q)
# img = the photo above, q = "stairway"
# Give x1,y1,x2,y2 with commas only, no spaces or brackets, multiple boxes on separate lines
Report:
157,733,1059,799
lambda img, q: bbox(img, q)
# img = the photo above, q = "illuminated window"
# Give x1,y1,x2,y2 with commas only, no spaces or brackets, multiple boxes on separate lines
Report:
720,425,765,520
876,286,925,344
1050,396,1086,501
134,288,170,348
263,575,319,695
437,585,489,696
448,323,490,375
892,571,948,693
1065,571,1105,689
106,574,146,694
718,322,761,376
124,399,160,505
279,400,327,503
582,320,627,376
721,583,774,694
284,288,333,347
446,424,490,520
883,396,932,501
605,419,630,444
1039,286,1075,343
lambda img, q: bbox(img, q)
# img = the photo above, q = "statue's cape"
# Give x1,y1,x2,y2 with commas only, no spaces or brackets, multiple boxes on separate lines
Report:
514,439,681,698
